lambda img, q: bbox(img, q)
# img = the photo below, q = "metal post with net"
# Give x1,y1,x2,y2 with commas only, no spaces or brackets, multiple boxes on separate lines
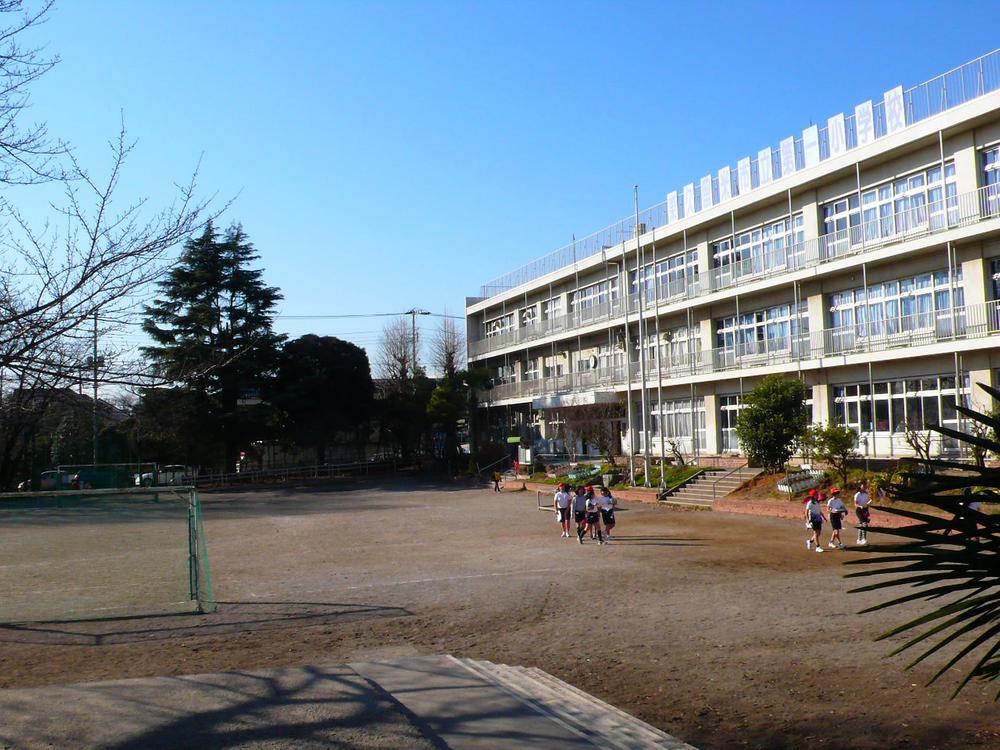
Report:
0,486,215,624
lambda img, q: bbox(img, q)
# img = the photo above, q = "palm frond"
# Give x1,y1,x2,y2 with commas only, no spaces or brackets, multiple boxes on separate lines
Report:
846,383,1000,699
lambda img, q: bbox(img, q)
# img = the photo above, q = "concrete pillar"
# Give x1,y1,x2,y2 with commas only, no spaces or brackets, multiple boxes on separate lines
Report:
697,315,715,368
798,189,821,240
949,131,979,195
702,392,720,456
811,383,831,425
805,286,827,354
958,243,987,308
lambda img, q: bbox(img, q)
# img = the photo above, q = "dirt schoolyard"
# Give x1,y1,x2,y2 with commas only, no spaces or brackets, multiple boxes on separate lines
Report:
1,478,997,749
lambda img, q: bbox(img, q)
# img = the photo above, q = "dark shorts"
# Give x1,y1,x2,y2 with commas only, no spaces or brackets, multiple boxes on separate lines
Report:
600,509,615,525
810,520,823,532
586,512,600,525
830,513,843,530
856,507,871,524
558,507,570,522
575,510,587,523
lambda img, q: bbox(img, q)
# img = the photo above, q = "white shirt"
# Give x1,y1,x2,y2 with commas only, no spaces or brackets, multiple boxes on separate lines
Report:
806,500,824,522
573,493,589,512
827,496,847,515
554,490,572,509
854,490,870,508
598,494,616,512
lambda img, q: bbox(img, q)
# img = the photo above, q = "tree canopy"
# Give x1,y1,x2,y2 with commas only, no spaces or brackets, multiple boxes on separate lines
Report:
735,375,809,473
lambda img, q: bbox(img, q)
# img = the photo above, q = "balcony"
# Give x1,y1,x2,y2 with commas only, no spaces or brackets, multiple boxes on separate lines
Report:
479,299,1000,405
469,184,1000,360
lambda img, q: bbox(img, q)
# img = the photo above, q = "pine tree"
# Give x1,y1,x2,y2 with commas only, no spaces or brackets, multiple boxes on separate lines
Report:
142,222,284,470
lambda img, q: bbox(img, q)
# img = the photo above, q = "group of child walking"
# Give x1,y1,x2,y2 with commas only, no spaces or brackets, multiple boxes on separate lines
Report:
804,483,871,552
552,483,617,545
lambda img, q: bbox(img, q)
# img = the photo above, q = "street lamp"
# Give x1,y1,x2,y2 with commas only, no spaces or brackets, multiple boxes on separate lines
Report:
404,308,431,378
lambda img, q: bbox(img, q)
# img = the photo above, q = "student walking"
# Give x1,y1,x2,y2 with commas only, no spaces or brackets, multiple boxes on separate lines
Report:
598,486,617,540
826,487,848,549
854,483,871,545
805,493,826,552
554,483,573,538
492,470,502,492
585,486,605,545
573,486,589,544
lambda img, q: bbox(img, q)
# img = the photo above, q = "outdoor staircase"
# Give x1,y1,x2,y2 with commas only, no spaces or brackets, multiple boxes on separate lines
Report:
449,657,696,749
659,467,761,509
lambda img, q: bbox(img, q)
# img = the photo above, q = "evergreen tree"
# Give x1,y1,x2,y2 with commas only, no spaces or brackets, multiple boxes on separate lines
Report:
142,222,284,470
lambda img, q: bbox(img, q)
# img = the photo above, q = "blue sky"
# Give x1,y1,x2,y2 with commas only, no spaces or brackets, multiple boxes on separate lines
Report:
19,0,1000,369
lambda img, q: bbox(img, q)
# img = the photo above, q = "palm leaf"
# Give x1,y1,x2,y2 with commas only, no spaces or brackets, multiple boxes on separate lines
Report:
846,382,1000,699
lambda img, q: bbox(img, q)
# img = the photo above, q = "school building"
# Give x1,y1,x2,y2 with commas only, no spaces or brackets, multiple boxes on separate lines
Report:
465,50,1000,468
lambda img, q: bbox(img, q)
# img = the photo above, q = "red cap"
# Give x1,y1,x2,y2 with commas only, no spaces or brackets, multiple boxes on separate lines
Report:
585,485,594,492
558,483,567,489
830,487,840,494
808,489,817,497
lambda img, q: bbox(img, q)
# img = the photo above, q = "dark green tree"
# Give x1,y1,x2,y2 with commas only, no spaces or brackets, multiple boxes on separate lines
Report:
427,377,466,472
804,422,859,486
735,375,809,473
270,335,374,464
142,222,284,470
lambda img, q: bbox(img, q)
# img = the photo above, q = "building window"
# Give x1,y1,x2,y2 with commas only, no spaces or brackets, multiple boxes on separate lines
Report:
820,160,957,256
716,301,808,363
983,144,1000,216
493,363,514,385
542,296,563,321
570,278,619,316
712,213,804,284
827,268,964,348
630,250,699,300
832,375,969,451
484,313,514,339
719,395,743,452
520,305,537,327
523,357,540,381
649,397,706,454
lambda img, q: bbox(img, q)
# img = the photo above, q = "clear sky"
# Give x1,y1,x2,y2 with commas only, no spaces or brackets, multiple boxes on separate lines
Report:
19,0,1000,371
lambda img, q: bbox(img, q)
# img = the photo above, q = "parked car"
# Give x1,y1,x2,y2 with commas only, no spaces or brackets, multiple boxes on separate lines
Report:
136,465,193,487
38,470,75,491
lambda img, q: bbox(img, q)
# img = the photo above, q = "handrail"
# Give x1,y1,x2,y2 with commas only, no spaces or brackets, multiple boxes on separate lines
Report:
478,48,1000,299
711,461,749,500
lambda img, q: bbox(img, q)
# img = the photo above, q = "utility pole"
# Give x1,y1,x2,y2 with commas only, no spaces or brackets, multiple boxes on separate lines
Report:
93,312,98,465
404,308,431,380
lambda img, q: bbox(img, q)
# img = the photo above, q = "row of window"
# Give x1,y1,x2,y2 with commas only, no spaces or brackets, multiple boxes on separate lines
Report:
482,144,1000,341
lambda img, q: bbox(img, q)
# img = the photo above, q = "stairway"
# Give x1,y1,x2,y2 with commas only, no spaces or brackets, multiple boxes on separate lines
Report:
352,654,696,749
659,467,761,509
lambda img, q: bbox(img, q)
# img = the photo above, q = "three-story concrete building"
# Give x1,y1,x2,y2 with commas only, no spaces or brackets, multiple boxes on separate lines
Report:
465,50,1000,468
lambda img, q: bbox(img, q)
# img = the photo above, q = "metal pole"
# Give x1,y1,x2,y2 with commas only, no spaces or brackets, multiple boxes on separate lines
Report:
635,186,651,486
620,256,636,486
92,311,98,465
411,311,417,378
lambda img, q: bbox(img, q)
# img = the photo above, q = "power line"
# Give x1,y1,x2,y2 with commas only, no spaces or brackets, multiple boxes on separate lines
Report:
276,311,464,320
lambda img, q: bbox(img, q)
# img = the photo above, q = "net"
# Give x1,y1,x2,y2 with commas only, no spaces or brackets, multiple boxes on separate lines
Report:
0,487,214,623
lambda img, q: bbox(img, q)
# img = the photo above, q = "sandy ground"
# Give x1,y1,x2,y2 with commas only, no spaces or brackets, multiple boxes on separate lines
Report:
1,478,997,750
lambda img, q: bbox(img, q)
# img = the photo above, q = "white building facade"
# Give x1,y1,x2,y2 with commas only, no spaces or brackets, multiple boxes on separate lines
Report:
465,51,1000,464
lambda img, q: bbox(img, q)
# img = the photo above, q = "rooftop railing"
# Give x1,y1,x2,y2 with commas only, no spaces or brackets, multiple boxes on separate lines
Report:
478,48,1000,300
469,183,1000,359
480,299,1000,404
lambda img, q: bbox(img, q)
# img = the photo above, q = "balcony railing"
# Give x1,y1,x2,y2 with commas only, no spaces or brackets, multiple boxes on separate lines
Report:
479,48,1000,299
479,299,1000,404
469,184,1000,359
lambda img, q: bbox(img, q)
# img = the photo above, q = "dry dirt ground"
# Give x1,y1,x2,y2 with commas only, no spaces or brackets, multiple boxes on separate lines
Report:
1,478,997,750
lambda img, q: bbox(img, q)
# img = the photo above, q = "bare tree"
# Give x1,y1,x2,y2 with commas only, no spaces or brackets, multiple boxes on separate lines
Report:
431,317,464,378
376,316,415,388
559,402,624,464
904,428,935,473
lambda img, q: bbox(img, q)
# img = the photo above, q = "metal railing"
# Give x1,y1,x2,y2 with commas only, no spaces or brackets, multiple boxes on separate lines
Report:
470,184,1000,359
479,48,1000,299
712,461,749,500
480,298,1000,404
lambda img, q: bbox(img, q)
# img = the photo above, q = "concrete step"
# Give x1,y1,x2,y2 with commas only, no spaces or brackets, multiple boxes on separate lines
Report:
458,660,641,749
455,658,694,750
522,667,696,750
352,655,597,749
